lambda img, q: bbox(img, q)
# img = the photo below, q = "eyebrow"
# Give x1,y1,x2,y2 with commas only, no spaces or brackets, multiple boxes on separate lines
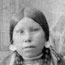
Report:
15,28,24,32
15,25,41,31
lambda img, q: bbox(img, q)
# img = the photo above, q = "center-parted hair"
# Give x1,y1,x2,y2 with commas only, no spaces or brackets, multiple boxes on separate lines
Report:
10,7,49,44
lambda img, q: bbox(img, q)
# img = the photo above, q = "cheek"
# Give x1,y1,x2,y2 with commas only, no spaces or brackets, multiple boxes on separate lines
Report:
34,33,46,44
13,35,24,49
13,33,24,44
14,41,23,53
13,38,23,47
14,41,23,51
33,33,46,49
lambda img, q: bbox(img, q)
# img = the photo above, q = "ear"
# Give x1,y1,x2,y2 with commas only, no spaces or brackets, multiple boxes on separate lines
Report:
9,44,16,51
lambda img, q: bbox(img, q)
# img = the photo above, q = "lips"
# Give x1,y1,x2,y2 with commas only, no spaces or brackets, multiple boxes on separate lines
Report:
23,46,36,49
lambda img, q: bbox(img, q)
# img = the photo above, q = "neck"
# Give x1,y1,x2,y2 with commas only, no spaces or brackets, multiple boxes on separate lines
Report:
22,53,43,61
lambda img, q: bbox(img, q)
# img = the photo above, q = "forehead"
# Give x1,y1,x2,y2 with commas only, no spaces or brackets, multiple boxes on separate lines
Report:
14,17,41,30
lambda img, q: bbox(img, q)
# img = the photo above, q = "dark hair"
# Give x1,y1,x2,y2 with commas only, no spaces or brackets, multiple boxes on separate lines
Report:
10,7,49,44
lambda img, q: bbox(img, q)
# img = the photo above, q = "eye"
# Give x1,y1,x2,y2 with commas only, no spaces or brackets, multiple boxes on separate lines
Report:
16,30,24,34
31,28,40,32
19,30,24,34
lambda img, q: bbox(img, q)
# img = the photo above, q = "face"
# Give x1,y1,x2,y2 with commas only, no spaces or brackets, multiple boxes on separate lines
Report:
13,17,46,58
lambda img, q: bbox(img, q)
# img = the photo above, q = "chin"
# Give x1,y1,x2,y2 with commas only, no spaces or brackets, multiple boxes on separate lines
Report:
22,52,37,58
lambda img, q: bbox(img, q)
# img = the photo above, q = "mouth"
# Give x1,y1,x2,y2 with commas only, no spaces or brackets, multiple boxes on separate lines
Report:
23,46,36,49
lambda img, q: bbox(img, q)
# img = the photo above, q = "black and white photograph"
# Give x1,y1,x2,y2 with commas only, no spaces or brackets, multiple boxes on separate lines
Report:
0,0,65,65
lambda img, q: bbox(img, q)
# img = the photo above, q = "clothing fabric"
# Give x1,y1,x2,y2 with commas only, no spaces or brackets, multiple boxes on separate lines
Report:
0,47,65,65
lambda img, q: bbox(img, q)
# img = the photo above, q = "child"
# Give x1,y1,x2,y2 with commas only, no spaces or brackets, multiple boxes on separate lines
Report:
1,7,65,65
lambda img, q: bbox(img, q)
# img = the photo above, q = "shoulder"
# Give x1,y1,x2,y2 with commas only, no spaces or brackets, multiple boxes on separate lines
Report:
0,52,15,65
50,46,65,65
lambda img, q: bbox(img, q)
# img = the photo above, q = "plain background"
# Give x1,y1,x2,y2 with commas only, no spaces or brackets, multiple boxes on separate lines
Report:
0,0,65,62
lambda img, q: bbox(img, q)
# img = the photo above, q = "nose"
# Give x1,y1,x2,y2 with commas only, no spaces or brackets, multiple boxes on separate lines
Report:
25,32,32,42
